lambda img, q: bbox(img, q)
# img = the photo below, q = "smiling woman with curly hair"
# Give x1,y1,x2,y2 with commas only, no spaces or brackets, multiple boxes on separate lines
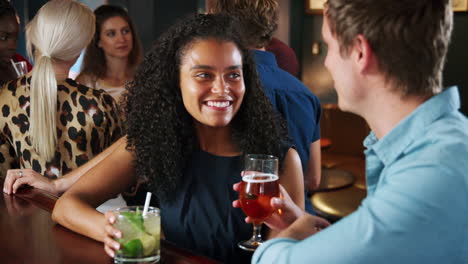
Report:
52,13,305,263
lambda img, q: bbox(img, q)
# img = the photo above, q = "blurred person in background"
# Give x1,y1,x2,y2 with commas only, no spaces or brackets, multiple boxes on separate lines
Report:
209,0,322,214
0,0,32,86
266,37,299,77
1,0,124,212
76,4,142,104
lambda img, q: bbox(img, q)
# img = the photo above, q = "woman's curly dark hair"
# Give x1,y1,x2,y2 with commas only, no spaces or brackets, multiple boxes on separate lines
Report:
124,14,288,202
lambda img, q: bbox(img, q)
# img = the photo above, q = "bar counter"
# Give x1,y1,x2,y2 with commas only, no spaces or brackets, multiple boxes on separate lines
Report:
0,178,219,264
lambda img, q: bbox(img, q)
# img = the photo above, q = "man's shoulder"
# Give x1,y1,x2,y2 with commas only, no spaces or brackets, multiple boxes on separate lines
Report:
388,113,468,184
412,111,468,149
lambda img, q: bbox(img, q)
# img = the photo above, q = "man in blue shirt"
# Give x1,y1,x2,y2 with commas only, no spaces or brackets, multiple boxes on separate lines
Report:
249,0,468,263
208,0,323,213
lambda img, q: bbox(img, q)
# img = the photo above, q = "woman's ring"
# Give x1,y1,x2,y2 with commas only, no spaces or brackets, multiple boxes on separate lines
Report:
18,171,23,177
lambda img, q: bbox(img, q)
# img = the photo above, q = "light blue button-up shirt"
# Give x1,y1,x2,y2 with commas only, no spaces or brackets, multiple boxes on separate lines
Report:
252,86,468,264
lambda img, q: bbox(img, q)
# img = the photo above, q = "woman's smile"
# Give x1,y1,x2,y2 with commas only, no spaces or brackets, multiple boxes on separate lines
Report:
179,38,245,128
203,99,233,110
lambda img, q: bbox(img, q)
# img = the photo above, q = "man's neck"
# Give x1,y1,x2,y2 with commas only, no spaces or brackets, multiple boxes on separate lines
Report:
362,89,430,139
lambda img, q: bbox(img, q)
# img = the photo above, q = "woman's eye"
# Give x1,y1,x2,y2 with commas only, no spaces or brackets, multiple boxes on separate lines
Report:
228,72,241,79
106,31,115,37
196,73,211,79
122,28,131,35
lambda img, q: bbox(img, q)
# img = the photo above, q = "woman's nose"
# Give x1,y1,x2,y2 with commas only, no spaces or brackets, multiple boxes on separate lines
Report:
211,78,229,95
116,33,126,42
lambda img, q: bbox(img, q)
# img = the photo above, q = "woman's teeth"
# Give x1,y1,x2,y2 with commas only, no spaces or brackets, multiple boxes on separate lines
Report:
206,101,230,107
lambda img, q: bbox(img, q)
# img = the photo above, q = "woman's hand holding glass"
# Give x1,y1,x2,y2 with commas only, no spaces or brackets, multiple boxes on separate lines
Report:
103,206,161,262
103,211,122,258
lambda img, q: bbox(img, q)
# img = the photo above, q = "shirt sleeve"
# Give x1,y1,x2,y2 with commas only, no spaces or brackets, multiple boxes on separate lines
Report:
252,160,467,264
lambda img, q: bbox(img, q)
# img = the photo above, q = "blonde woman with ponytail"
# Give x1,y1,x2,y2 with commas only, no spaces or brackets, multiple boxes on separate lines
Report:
1,0,124,211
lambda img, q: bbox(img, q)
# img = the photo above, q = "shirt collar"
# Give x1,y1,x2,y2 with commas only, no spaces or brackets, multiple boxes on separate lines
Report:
364,86,461,165
251,50,278,67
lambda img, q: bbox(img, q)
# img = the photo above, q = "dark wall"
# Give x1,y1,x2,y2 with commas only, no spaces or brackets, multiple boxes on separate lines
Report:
110,0,200,51
444,13,468,115
295,1,468,115
289,0,305,78
12,0,49,60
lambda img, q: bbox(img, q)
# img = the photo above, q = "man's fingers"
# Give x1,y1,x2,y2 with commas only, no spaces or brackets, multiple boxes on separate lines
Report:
270,197,284,209
233,182,241,191
278,184,292,200
316,216,331,228
232,199,241,208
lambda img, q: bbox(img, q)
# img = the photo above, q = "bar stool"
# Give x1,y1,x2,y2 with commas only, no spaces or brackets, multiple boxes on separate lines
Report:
315,168,355,192
311,186,366,222
320,138,332,149
317,137,355,191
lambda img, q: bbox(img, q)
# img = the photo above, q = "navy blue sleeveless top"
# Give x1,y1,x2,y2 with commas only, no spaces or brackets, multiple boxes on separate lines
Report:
159,150,253,263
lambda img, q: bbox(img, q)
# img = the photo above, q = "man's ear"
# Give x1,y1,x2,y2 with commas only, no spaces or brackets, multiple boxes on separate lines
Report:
352,34,374,74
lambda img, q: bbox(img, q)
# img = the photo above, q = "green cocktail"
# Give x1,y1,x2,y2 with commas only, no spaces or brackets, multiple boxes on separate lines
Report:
113,206,160,263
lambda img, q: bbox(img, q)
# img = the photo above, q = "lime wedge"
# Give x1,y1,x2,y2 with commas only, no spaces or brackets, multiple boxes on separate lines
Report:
140,234,157,256
120,238,143,257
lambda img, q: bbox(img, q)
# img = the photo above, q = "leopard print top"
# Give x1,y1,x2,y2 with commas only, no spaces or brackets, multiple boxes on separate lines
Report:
0,74,123,178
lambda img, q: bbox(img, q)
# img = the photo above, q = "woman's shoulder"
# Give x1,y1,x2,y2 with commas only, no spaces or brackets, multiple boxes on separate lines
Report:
0,76,29,102
279,139,295,161
75,73,94,87
59,78,117,110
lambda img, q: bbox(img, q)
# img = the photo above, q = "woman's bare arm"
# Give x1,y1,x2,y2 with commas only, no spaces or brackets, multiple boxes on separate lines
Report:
52,139,136,242
305,140,321,191
53,136,127,195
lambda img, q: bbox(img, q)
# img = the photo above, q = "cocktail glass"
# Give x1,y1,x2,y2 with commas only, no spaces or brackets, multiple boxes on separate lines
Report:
113,206,161,263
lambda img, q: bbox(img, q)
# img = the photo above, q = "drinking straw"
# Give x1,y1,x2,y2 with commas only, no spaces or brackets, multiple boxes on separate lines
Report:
142,192,152,217
10,59,20,77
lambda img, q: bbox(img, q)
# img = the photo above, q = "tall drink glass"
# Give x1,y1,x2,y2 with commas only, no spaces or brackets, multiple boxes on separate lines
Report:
12,61,28,77
238,154,279,251
113,206,161,263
